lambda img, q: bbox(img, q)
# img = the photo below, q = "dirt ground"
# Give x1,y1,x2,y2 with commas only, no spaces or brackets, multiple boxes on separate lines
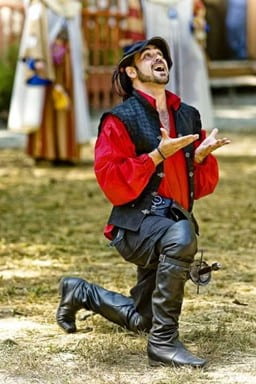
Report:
0,130,256,384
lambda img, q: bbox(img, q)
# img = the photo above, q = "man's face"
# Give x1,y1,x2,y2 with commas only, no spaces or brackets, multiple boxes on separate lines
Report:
132,45,169,85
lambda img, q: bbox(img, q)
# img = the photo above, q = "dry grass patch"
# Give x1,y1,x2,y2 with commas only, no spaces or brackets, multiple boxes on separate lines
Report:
0,131,256,383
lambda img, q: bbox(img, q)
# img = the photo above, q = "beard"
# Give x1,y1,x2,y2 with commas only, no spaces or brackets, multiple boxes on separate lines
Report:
135,66,169,85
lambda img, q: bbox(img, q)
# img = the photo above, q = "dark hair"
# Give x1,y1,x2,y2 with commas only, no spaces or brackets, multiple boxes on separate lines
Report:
112,67,134,100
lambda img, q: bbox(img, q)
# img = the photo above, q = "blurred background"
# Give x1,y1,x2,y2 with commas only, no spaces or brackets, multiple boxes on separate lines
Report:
0,0,255,149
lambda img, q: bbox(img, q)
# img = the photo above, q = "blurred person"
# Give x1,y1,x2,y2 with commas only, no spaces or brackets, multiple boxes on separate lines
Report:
247,0,256,59
8,0,92,164
203,0,230,60
226,0,248,59
56,36,230,367
141,0,214,130
124,0,145,43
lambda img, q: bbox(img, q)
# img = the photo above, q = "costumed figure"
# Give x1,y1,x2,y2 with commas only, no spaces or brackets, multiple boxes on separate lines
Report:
247,0,256,59
8,0,92,163
56,37,230,367
124,0,145,43
141,0,214,130
226,0,248,59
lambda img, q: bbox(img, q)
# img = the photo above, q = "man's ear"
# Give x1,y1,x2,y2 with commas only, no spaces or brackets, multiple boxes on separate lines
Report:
125,66,137,79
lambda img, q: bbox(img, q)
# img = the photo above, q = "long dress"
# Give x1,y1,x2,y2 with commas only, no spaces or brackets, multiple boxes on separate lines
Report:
124,0,146,43
226,0,247,59
8,0,92,163
204,0,230,60
141,0,214,130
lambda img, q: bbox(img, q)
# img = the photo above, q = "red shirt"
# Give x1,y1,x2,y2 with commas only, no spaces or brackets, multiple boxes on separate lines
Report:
94,90,219,238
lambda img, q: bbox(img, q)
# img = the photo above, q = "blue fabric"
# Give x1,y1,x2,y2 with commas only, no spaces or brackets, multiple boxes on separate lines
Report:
22,58,52,85
26,58,36,70
226,0,248,59
26,75,52,86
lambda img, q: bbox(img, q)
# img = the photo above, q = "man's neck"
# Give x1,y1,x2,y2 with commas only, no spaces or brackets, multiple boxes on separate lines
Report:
135,85,169,131
134,84,167,111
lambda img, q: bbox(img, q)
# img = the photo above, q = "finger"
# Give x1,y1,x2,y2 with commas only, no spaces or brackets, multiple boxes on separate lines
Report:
216,138,231,147
209,127,219,138
183,134,199,143
222,138,231,145
179,134,199,142
176,134,199,148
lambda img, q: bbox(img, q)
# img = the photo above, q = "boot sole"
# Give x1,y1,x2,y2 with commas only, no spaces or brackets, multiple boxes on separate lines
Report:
148,357,206,369
148,358,176,368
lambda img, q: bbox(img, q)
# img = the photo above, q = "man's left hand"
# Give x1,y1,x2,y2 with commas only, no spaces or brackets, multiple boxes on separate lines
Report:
194,128,231,163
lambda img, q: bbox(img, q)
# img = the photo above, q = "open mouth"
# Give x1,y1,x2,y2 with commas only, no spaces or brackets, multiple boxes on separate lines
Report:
153,63,166,73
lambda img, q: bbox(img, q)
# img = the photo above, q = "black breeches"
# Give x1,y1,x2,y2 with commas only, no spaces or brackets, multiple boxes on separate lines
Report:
113,213,197,323
156,219,197,264
114,214,197,268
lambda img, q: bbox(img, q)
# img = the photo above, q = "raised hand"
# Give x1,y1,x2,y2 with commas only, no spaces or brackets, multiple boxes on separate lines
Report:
158,128,199,158
194,128,231,163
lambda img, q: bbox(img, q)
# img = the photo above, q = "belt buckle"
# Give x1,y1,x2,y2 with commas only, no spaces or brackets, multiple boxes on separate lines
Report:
152,195,165,208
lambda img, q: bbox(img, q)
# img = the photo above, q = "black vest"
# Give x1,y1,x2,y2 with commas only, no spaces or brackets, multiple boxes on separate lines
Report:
98,91,202,232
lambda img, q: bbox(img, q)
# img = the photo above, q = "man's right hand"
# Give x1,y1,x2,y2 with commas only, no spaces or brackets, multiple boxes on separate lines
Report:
159,128,199,157
149,128,199,165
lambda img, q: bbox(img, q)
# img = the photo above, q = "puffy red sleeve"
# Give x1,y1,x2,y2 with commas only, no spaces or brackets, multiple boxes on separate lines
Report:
194,130,219,200
94,114,156,206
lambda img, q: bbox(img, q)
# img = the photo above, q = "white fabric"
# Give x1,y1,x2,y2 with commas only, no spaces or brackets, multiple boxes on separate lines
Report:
7,2,45,133
43,0,81,18
67,15,92,142
47,10,92,141
8,1,92,142
142,0,214,130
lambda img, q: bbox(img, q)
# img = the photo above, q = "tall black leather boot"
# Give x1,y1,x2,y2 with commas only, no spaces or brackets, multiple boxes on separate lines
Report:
56,277,150,333
147,257,206,368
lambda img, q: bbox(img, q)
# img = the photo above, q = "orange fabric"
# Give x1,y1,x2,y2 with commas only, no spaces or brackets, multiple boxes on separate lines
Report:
26,43,79,161
247,0,256,58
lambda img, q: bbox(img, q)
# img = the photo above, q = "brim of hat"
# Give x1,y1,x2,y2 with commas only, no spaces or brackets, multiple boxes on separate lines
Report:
118,36,172,70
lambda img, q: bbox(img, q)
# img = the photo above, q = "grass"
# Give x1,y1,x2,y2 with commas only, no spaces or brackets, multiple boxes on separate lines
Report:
0,131,256,383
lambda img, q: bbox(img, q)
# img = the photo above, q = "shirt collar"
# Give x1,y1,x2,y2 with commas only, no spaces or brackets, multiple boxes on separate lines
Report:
136,89,181,111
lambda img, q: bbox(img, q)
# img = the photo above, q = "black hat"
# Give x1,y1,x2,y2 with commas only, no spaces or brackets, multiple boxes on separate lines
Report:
118,36,172,70
112,36,172,98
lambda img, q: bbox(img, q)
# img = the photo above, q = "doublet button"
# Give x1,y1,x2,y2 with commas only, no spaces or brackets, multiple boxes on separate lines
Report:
141,209,150,215
189,171,194,177
185,152,190,158
157,172,165,178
